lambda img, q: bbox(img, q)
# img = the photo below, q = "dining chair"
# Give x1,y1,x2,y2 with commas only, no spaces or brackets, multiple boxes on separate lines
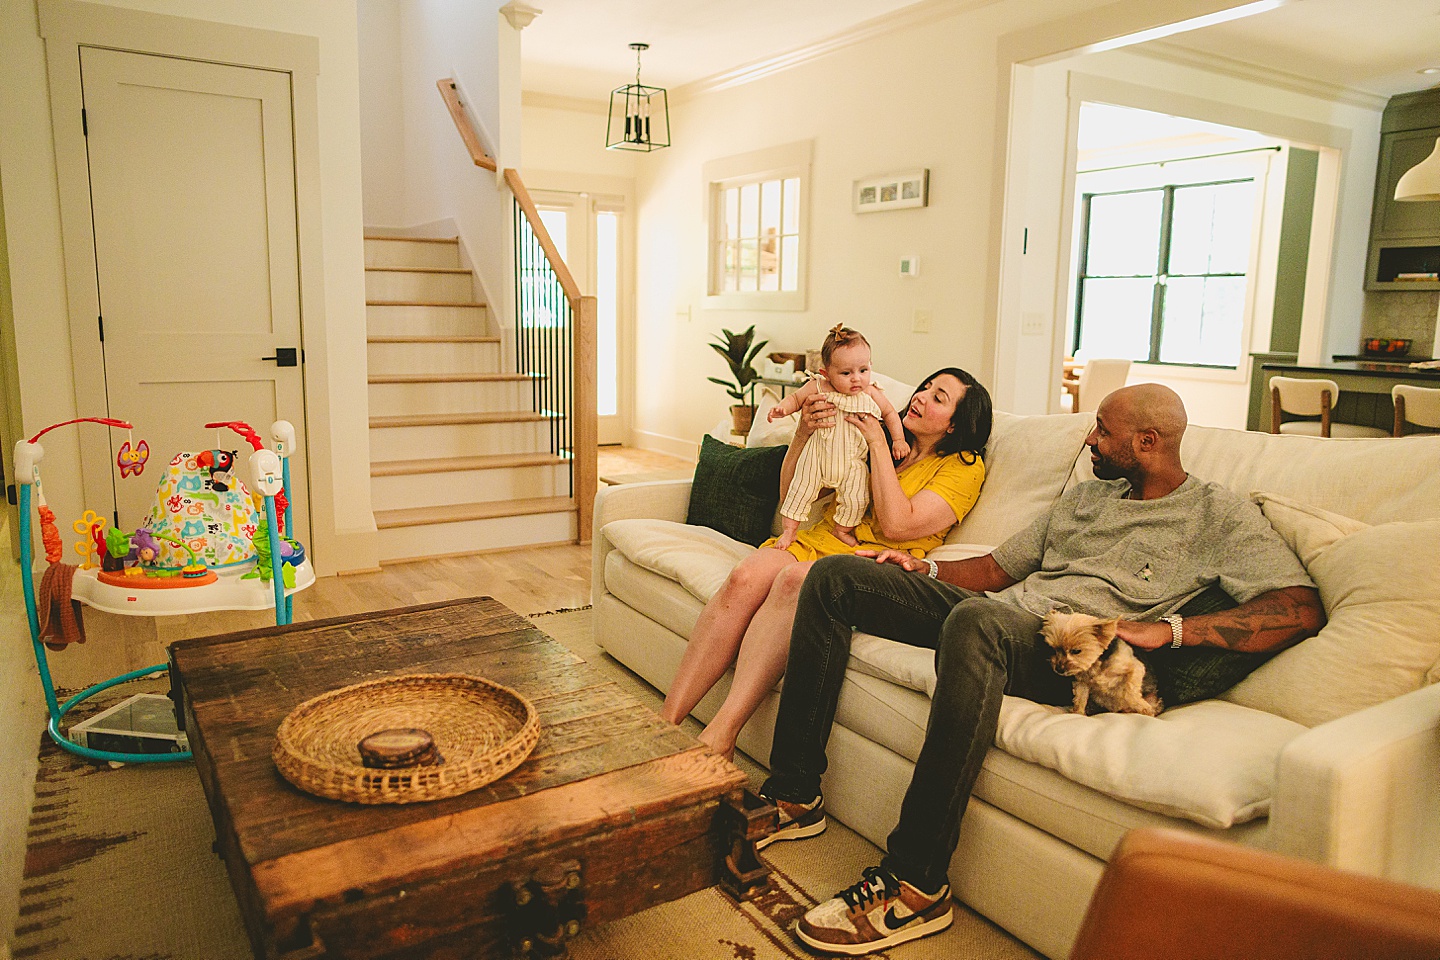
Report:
1067,358,1131,414
1392,384,1440,436
1268,376,1388,437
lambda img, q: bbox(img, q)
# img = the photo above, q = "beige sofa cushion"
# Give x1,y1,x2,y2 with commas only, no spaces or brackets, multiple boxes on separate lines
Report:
1176,428,1440,525
950,412,1093,547
995,698,1306,829
1220,493,1440,727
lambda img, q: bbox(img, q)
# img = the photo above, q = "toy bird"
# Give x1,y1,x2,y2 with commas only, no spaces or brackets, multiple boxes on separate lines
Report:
197,449,237,492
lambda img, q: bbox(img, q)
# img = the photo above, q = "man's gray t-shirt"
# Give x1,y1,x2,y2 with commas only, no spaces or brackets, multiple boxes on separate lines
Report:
988,475,1313,621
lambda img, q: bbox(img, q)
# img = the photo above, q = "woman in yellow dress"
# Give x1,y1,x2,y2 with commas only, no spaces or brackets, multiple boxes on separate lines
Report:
661,368,992,759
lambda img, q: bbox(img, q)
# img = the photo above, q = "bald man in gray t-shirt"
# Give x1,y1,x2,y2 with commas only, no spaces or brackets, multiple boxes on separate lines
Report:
760,384,1327,957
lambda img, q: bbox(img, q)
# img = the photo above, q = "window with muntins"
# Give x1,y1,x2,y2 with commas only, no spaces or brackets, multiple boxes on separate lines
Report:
1074,177,1257,369
705,141,811,311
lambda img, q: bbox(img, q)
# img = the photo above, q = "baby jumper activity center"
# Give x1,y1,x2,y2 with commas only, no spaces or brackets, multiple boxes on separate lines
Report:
16,417,314,765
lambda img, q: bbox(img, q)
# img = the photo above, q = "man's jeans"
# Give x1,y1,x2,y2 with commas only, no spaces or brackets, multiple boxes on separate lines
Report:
759,554,1071,891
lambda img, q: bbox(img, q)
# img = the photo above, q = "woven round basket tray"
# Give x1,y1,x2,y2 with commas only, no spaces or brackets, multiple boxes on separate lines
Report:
272,673,540,805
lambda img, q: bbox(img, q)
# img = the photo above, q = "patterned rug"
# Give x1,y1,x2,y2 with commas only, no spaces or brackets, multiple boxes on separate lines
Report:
13,608,1040,960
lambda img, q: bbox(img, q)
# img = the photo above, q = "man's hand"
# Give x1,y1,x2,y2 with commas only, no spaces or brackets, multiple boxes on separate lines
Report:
1115,620,1171,651
854,548,928,573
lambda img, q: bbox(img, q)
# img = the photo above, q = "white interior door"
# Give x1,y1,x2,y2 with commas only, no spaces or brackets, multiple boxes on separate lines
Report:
534,190,630,446
80,47,309,540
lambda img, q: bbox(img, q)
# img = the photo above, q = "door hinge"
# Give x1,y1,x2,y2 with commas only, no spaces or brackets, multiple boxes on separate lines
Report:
82,108,87,137
98,315,104,342
6,484,15,507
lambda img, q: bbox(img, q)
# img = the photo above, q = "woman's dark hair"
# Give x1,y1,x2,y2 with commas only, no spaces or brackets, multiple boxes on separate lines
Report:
906,367,992,465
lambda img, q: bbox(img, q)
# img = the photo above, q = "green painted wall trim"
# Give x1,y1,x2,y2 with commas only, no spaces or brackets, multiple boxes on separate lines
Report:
1270,148,1318,353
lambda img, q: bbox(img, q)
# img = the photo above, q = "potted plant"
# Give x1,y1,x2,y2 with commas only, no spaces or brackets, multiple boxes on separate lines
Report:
707,325,769,437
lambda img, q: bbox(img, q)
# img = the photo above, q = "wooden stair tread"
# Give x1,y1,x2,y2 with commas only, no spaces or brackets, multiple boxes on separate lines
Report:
366,299,487,308
364,235,458,244
370,412,555,428
368,372,539,384
374,496,574,529
367,335,500,344
365,266,471,275
371,452,569,477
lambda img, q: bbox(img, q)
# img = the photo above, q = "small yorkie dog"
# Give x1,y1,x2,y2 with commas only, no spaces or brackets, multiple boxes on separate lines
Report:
1041,611,1163,717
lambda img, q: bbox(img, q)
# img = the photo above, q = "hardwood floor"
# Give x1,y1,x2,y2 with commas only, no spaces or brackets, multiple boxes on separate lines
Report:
44,445,688,690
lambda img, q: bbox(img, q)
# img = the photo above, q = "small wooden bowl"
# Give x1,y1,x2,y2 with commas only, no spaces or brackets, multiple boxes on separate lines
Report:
358,728,442,768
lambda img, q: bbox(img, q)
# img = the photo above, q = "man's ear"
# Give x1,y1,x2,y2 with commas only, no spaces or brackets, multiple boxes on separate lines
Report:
1134,428,1159,452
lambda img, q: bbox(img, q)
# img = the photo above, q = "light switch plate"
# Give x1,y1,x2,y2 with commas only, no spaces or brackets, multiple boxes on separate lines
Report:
913,309,932,333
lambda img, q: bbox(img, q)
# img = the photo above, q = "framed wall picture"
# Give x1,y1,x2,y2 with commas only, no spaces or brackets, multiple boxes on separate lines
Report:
854,169,929,213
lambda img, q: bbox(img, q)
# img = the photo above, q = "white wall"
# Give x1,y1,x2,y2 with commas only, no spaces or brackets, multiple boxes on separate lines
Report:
521,101,640,180
358,0,405,227
355,0,518,328
626,3,1049,457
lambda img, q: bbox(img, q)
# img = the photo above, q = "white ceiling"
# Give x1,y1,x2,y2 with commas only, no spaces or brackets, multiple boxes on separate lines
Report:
519,0,1440,103
519,0,925,101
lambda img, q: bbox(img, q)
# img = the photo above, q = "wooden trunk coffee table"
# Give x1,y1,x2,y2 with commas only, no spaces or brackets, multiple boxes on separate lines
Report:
169,597,772,959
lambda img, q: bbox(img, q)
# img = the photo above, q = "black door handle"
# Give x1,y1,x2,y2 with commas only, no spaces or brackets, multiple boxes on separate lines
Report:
262,347,298,367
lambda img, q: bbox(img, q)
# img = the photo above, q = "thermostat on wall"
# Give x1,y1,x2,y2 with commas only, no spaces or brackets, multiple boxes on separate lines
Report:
899,256,919,277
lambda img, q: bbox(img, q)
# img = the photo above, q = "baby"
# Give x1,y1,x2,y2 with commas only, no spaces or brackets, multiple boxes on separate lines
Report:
768,325,907,548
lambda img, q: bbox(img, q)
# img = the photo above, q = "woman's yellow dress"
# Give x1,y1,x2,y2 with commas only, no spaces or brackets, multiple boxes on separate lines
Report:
762,452,985,561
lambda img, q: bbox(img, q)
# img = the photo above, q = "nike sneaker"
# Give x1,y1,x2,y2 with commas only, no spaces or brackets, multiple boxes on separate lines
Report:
755,790,826,850
795,865,952,955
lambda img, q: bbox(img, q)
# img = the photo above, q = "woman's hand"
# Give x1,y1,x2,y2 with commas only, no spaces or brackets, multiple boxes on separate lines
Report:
799,392,838,436
846,410,888,446
854,548,928,573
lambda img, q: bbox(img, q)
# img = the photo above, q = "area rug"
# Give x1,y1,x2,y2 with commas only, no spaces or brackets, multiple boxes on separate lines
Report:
13,608,1039,960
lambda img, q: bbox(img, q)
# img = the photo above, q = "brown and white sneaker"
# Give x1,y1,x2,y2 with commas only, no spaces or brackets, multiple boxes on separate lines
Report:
795,865,952,955
756,791,827,850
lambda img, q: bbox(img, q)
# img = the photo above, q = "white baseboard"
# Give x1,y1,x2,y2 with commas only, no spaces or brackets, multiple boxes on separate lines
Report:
630,429,701,461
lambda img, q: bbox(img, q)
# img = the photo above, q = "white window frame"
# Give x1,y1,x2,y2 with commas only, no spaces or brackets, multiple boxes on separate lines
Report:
704,140,812,311
1068,150,1274,375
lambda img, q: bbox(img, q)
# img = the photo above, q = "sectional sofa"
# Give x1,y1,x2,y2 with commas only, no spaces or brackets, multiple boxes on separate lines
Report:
591,405,1440,959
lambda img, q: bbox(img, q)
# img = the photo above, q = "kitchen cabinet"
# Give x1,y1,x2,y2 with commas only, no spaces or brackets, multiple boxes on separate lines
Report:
1366,89,1440,291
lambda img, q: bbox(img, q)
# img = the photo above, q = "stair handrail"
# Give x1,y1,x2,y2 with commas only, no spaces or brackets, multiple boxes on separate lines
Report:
437,78,596,544
437,79,498,171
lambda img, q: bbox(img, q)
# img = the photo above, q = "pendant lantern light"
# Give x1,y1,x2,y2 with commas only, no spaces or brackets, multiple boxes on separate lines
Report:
607,43,670,152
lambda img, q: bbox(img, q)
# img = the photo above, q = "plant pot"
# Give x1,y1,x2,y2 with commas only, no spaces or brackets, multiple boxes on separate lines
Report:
730,404,756,437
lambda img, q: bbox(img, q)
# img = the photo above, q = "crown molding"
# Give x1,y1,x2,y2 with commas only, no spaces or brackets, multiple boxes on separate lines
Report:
521,90,610,114
1131,41,1387,111
672,0,1002,102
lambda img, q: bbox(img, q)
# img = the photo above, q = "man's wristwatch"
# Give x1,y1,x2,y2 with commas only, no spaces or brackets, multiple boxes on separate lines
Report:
1163,615,1183,649
922,558,939,580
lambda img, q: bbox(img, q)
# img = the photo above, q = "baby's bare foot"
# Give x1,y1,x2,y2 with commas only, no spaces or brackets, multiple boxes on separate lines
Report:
834,526,859,547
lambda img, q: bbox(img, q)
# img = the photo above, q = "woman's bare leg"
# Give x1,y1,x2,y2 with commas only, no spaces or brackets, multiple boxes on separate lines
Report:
697,560,816,759
660,548,798,726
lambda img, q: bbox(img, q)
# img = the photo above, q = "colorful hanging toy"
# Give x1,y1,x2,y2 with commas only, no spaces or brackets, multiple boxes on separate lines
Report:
117,432,149,478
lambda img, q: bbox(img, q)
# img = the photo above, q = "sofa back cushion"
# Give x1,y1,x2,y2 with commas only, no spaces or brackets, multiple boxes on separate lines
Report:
948,412,1093,547
1176,428,1440,524
1219,494,1440,726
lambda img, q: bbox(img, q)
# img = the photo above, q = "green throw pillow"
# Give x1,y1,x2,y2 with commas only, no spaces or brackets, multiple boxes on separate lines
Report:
686,436,789,547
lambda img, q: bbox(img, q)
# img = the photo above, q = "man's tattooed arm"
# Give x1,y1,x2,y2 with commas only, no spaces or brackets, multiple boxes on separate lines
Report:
1118,586,1325,652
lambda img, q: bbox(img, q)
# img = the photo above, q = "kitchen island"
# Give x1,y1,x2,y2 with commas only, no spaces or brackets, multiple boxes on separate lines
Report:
1247,354,1440,433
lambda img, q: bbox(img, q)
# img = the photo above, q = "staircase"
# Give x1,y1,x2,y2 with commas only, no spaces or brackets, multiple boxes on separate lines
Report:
365,235,575,562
